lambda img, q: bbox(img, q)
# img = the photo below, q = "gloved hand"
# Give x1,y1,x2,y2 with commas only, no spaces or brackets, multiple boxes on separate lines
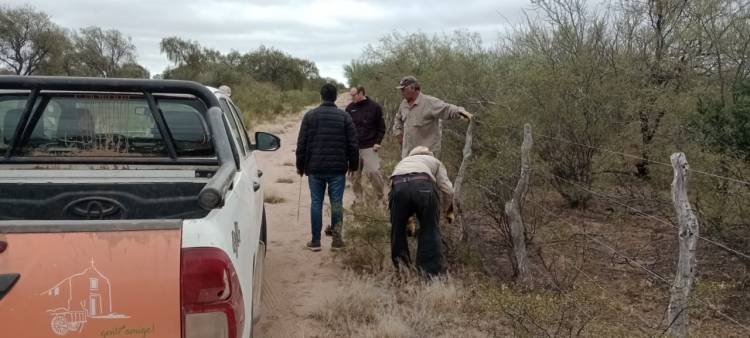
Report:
445,204,455,224
406,217,417,237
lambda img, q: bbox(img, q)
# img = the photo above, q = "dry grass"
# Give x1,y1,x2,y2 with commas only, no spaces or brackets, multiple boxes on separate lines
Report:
276,177,294,184
312,272,494,338
263,193,286,204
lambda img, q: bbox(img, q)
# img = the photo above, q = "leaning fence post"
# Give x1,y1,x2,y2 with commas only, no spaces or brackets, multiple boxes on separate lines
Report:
454,118,475,241
504,124,533,282
665,152,699,338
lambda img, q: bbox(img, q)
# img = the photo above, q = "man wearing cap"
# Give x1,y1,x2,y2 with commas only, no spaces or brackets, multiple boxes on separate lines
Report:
389,146,454,276
394,76,473,158
345,86,386,206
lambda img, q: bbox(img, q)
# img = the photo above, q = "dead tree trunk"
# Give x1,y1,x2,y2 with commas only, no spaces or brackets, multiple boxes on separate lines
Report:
504,124,533,282
666,152,699,338
454,119,475,241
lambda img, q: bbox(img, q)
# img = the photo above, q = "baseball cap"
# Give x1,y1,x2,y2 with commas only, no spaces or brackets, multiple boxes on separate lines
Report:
396,76,418,89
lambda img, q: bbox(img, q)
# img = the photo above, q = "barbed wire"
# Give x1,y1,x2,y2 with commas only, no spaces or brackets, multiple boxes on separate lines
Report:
470,134,750,332
532,168,750,262
474,120,750,186
544,245,661,335
469,127,750,262
512,184,750,333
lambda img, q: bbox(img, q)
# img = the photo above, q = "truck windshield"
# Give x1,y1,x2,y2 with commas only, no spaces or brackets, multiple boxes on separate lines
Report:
0,93,214,158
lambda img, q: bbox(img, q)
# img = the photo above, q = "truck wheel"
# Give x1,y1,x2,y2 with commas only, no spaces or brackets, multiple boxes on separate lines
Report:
252,207,267,325
260,208,267,253
50,315,68,336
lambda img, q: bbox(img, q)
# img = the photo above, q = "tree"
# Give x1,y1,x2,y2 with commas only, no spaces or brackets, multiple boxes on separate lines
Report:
160,36,221,82
70,26,138,77
116,62,150,79
240,46,320,90
0,5,67,75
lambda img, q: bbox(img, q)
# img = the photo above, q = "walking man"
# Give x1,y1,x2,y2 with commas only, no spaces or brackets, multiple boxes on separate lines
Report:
389,146,454,276
393,76,473,158
345,86,386,206
296,83,359,251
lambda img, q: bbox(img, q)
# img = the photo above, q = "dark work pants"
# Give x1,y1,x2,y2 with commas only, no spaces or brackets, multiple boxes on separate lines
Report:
388,179,443,276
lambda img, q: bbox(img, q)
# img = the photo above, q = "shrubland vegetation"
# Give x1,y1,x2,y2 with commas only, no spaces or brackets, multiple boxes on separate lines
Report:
0,4,333,124
332,0,750,336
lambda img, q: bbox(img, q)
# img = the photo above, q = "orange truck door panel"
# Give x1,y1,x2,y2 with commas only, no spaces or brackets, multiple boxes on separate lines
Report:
0,223,181,338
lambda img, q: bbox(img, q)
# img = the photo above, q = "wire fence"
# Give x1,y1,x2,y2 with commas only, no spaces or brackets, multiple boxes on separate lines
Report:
464,122,750,335
473,121,750,186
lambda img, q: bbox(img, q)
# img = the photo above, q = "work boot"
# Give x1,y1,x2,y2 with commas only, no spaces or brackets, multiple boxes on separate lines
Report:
306,241,321,252
331,237,346,251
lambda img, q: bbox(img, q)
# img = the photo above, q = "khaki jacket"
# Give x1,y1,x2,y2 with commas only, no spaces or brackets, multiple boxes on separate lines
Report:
393,93,467,158
390,154,454,210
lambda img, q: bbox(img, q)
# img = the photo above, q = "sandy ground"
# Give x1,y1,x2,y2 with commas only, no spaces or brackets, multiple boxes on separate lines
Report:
253,94,353,337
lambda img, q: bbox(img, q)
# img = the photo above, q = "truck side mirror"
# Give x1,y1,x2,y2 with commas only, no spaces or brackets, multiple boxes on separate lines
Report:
255,132,280,151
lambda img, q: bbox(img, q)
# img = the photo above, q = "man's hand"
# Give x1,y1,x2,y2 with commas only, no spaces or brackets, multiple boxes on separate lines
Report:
373,144,381,152
460,111,474,120
445,203,455,224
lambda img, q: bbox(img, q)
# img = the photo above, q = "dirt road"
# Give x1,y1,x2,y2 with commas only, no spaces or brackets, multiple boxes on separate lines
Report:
253,95,353,337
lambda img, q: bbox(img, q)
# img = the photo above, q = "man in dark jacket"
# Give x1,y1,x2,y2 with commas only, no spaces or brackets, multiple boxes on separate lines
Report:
345,86,386,206
296,83,359,251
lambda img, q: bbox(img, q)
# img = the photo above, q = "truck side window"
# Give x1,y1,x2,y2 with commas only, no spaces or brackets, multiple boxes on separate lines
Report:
157,99,214,157
228,101,252,150
219,98,246,157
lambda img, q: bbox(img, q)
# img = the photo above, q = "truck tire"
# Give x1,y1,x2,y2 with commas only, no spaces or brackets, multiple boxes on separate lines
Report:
252,207,266,325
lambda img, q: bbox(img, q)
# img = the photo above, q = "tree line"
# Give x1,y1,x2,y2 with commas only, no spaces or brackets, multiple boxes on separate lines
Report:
0,5,147,78
0,4,333,121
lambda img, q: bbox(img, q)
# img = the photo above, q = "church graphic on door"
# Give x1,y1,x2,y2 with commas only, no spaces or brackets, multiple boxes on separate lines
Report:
40,259,129,336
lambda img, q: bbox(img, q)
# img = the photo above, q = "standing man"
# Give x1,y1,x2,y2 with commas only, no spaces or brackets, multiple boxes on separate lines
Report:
389,146,454,276
345,86,386,206
296,83,359,251
393,76,473,158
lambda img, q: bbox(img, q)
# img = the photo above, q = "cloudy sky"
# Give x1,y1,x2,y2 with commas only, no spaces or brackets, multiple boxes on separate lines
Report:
9,0,533,84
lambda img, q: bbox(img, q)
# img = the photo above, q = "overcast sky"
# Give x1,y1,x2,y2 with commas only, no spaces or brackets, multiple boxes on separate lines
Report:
10,0,534,84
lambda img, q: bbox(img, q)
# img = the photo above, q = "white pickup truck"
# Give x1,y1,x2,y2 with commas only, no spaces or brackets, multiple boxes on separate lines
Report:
0,76,278,338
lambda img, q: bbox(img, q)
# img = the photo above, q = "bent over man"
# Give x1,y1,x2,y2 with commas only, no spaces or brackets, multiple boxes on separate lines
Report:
388,146,454,276
393,76,473,158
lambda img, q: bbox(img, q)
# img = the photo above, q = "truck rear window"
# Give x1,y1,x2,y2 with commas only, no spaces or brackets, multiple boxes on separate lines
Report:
0,94,214,158
0,95,28,153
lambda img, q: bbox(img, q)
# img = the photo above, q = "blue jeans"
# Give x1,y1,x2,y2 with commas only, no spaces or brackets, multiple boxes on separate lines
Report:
308,175,345,242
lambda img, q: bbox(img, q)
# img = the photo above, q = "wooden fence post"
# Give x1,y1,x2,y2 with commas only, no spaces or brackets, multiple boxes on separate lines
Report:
666,152,699,338
454,118,475,241
505,123,533,281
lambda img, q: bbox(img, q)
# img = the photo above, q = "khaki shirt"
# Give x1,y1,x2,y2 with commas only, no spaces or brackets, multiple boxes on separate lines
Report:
393,93,467,158
390,154,454,201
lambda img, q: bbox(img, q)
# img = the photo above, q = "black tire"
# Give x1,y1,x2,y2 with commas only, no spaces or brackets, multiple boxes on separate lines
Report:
252,206,267,326
260,207,267,252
